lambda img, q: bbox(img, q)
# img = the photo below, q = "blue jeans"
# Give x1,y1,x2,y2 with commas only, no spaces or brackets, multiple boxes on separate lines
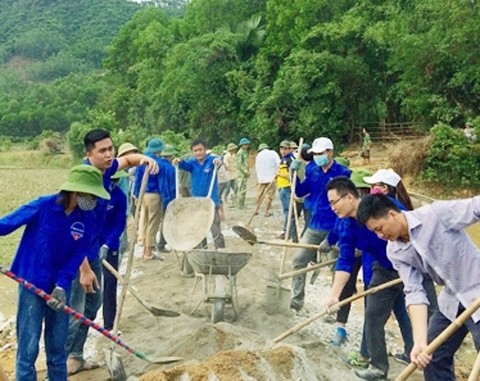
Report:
278,187,297,241
16,286,69,381
425,306,480,381
66,258,103,359
290,228,327,309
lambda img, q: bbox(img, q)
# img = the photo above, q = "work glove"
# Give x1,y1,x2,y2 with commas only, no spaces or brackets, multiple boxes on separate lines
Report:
318,239,332,253
290,159,302,172
47,287,66,312
99,244,109,261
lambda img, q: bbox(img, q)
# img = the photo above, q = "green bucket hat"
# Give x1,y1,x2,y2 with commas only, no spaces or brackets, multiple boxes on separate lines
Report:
60,165,110,200
351,169,372,189
226,143,238,151
160,144,176,157
279,140,290,148
111,169,129,180
335,156,350,167
258,143,269,151
146,138,164,154
289,141,298,149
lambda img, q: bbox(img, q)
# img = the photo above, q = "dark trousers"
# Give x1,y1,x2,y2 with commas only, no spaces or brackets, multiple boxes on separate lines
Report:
102,250,119,330
365,265,406,375
425,306,480,381
337,256,362,324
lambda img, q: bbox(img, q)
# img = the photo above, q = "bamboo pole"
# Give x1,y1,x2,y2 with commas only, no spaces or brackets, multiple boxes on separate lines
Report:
273,278,402,343
278,258,337,280
395,296,480,381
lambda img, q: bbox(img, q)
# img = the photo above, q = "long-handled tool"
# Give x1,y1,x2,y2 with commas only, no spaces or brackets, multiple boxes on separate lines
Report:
230,182,258,200
280,137,303,274
273,278,403,343
106,167,149,380
395,296,480,381
102,259,180,318
246,180,275,227
468,351,480,381
0,265,183,365
232,225,320,251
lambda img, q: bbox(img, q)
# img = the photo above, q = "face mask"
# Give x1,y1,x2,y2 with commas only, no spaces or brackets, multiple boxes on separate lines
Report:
313,154,329,167
77,194,97,211
370,186,384,195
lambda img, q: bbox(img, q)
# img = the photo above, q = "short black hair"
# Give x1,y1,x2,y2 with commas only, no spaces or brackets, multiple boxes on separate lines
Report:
84,129,111,152
357,194,401,225
326,176,359,199
191,139,207,149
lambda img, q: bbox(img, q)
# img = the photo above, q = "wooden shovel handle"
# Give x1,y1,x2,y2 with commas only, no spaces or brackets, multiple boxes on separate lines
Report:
113,166,150,335
395,296,480,381
273,278,402,343
278,258,337,280
468,351,480,381
260,239,320,250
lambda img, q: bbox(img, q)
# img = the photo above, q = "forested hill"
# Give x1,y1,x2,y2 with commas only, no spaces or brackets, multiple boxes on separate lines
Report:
0,0,140,75
0,0,187,138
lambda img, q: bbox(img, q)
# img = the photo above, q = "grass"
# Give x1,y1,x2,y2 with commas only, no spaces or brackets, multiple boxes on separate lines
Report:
0,149,72,265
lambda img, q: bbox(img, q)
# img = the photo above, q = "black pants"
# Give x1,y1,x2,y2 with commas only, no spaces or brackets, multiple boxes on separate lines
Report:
102,250,119,330
336,256,362,324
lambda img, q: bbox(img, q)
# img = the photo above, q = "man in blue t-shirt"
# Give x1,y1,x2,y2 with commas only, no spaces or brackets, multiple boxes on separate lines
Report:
175,139,225,249
66,129,159,376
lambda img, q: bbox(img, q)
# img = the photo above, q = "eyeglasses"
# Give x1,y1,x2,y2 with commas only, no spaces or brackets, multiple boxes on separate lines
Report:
329,194,347,206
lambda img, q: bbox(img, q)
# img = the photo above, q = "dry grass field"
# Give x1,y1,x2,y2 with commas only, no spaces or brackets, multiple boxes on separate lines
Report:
0,149,73,264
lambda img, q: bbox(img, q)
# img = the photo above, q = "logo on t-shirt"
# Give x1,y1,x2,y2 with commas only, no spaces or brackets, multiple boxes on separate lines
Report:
71,222,86,241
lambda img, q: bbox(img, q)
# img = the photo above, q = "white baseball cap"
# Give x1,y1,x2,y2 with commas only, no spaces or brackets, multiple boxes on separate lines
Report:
308,137,334,153
363,169,401,187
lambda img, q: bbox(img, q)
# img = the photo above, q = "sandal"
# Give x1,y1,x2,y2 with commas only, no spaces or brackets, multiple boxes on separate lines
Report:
67,359,100,376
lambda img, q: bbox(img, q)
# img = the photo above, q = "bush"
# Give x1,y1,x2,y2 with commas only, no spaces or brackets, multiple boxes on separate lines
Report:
388,136,432,177
422,123,480,191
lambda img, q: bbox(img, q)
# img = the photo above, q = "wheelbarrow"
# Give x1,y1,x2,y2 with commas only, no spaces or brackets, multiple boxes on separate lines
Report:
187,249,252,323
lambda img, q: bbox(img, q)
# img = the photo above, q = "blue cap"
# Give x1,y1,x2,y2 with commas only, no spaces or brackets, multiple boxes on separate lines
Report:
146,138,164,154
239,137,251,145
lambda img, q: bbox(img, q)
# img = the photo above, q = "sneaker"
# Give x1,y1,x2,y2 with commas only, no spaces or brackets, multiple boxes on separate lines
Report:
354,365,387,380
344,351,369,369
289,301,302,312
276,232,286,240
331,327,347,346
393,352,410,365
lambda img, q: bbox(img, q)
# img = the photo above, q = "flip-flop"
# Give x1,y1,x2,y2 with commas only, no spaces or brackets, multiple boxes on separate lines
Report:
67,359,100,376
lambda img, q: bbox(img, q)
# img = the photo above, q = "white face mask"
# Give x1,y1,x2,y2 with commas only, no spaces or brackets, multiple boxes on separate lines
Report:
77,194,97,211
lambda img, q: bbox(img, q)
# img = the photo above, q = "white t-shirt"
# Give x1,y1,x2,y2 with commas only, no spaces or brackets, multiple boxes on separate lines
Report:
255,149,280,184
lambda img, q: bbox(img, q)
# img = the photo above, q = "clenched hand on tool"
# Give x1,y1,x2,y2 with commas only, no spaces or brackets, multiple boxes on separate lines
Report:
47,287,66,312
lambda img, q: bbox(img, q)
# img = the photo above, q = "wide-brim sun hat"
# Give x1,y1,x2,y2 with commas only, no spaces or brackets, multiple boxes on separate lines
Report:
351,169,372,189
258,143,269,151
60,165,110,200
111,169,130,180
363,169,401,187
161,144,176,157
226,143,238,151
117,142,138,157
279,140,290,148
146,138,164,154
308,137,334,153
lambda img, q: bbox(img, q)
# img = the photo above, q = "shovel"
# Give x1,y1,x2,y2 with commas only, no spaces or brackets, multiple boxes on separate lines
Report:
163,164,219,251
395,295,480,381
0,265,184,365
106,166,149,380
232,225,320,251
273,278,403,343
102,259,180,318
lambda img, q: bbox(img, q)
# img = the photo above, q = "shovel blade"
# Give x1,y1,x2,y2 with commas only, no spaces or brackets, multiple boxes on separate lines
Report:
149,356,184,364
104,348,128,381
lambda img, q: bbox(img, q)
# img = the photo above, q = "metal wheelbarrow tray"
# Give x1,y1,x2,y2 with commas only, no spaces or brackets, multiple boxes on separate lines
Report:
187,250,252,322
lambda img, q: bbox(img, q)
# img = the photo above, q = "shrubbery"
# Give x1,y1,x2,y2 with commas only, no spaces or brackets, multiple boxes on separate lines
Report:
422,123,480,191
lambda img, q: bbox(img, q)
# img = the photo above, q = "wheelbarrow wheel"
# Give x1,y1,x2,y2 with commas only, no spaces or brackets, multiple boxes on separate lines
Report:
212,298,225,323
